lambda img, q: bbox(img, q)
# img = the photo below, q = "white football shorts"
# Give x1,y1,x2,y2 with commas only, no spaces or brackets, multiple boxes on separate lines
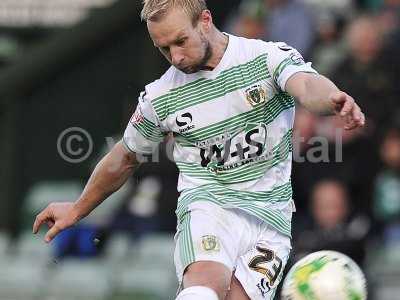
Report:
174,201,292,300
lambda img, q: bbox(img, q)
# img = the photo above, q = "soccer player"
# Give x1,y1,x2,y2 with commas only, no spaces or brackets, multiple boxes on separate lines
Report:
32,1,365,299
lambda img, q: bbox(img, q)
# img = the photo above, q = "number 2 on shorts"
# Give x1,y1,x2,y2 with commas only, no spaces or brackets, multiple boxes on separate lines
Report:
248,246,283,287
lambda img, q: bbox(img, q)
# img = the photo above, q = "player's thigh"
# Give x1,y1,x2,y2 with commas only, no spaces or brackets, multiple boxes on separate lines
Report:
174,202,240,281
226,275,251,300
174,202,244,298
183,261,232,300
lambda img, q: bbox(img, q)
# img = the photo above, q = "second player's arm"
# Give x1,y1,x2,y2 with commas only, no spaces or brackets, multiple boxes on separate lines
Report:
285,72,365,129
33,141,140,242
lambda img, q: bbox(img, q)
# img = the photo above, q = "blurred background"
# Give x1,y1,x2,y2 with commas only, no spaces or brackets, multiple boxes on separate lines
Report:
0,0,399,299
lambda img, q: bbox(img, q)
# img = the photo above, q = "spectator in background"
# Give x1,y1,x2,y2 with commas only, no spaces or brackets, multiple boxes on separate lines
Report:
225,0,315,58
330,15,399,133
227,0,315,56
294,179,371,266
296,14,399,209
305,0,354,13
263,0,316,57
229,0,266,39
373,123,400,246
362,0,400,14
376,0,400,67
311,12,348,76
385,0,400,13
306,0,355,75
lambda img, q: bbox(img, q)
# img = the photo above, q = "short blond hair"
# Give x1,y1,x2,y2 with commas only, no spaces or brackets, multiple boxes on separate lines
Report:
141,0,208,25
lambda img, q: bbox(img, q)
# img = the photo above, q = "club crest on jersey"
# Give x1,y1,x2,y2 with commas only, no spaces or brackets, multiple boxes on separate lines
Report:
245,84,266,107
201,235,220,252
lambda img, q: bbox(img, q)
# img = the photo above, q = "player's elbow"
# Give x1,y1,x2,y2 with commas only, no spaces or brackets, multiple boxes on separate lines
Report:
108,141,140,174
289,73,330,108
286,72,314,105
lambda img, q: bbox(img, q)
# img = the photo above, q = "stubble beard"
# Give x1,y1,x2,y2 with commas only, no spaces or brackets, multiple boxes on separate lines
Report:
179,34,212,74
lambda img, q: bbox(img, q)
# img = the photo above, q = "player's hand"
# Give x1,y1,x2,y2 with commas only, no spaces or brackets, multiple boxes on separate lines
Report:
32,202,80,243
330,91,365,130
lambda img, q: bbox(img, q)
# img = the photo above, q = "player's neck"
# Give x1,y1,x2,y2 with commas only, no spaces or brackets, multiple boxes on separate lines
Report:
204,29,229,70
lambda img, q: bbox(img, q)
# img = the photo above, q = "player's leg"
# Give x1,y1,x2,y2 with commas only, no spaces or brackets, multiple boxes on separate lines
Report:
225,275,251,300
176,261,231,300
174,202,243,300
176,285,219,300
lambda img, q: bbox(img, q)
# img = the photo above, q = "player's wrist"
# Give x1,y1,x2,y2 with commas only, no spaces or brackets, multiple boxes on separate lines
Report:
70,202,85,223
327,91,342,115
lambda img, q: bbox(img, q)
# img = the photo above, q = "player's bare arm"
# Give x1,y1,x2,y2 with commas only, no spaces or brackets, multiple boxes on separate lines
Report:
286,72,365,130
32,141,139,243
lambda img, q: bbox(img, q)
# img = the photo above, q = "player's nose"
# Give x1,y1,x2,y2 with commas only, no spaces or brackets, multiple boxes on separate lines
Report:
171,48,184,66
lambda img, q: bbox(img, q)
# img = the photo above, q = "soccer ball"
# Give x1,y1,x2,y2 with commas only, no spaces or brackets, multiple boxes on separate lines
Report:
281,250,367,300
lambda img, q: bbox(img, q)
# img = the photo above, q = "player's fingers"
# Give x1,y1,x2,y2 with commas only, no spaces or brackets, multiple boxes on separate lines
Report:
355,112,365,127
342,114,354,130
330,91,347,104
360,113,366,126
351,107,361,121
346,110,365,130
33,209,50,234
345,114,365,130
339,97,355,117
344,123,357,130
47,220,55,229
351,104,364,122
45,223,62,243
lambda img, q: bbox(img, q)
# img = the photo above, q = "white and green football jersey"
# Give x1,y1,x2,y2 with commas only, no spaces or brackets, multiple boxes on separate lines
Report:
123,34,317,237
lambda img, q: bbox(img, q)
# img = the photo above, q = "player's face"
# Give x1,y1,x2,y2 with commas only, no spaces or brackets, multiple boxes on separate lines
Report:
312,183,348,229
147,8,212,74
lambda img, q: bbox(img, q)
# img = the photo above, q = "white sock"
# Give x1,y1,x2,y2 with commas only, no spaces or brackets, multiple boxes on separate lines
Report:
176,286,219,300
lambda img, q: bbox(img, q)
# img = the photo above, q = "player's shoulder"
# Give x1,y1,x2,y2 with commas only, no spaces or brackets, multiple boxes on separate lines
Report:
143,66,181,102
228,34,296,59
143,67,174,100
250,38,299,58
228,34,269,58
264,41,297,53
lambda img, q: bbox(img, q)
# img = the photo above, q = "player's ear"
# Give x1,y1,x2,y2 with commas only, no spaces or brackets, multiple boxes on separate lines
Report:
198,10,212,32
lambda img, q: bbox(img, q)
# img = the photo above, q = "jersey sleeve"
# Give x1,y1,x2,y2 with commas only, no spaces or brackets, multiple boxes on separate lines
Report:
267,42,318,92
123,91,165,154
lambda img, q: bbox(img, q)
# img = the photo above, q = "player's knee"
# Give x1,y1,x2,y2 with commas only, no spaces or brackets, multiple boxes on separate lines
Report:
226,276,250,300
183,261,232,300
176,286,219,300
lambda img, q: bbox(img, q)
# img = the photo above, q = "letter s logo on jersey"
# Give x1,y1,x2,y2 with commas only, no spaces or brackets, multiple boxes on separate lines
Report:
176,113,193,127
176,112,195,134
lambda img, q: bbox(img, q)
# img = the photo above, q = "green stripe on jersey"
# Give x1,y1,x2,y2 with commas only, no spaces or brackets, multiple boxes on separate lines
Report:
273,56,303,84
152,54,270,120
176,129,293,184
132,117,164,142
176,92,294,145
176,182,293,236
